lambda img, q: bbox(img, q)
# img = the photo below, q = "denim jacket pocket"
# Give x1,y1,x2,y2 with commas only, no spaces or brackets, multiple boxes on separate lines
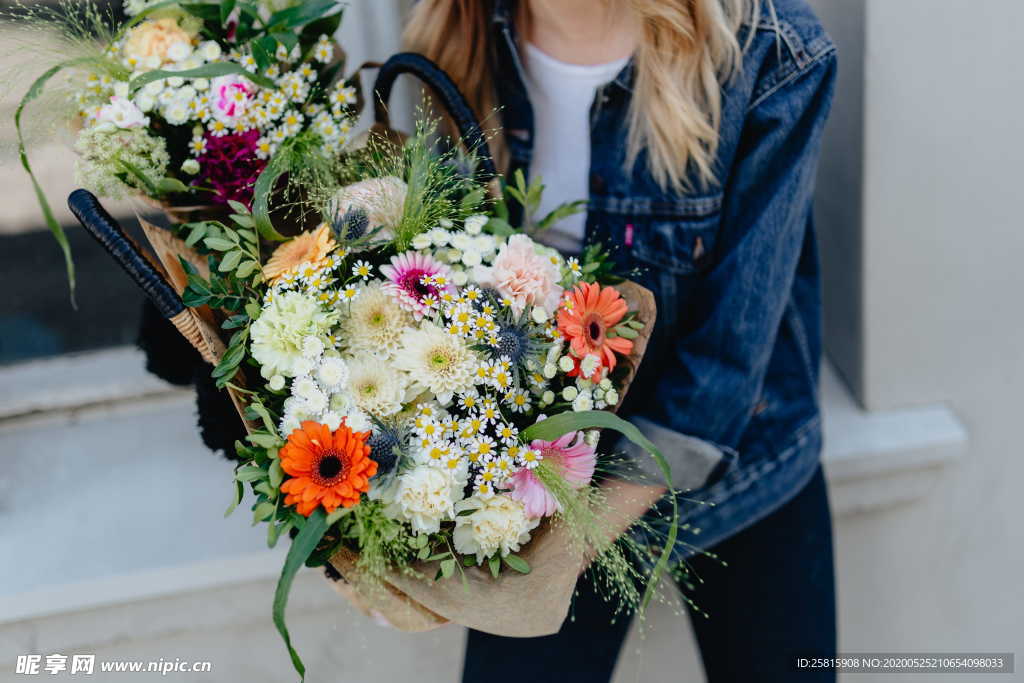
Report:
622,193,724,276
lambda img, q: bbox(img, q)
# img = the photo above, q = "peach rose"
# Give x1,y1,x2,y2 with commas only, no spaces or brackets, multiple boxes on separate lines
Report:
124,18,193,66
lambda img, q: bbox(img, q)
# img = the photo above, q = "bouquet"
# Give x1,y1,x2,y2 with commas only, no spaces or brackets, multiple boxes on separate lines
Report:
13,0,360,294
22,2,681,673
108,127,672,677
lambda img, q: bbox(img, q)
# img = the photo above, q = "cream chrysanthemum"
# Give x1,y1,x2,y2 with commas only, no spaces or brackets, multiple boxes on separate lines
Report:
345,354,406,417
393,322,478,404
250,291,337,379
453,494,539,564
340,281,413,357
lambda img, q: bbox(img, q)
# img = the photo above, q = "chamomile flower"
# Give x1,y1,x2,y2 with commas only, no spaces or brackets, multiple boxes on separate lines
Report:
351,260,372,280
506,389,531,413
313,36,334,63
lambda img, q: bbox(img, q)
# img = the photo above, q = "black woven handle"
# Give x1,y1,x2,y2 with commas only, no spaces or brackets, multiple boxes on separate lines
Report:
373,52,498,181
67,189,185,320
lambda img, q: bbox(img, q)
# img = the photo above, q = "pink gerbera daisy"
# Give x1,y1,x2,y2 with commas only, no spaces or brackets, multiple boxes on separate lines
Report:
380,250,457,318
508,431,597,518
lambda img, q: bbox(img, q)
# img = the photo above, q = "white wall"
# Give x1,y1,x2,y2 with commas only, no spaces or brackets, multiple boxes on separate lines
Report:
809,0,1024,677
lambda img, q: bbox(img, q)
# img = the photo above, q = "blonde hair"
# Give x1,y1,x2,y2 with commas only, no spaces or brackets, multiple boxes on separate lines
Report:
404,0,762,192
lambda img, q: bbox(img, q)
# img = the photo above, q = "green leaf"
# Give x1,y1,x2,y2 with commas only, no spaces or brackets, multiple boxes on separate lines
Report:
251,154,290,242
488,554,501,579
220,0,238,25
273,508,328,680
268,518,290,548
230,213,255,228
185,223,208,247
180,2,221,22
537,200,587,231
519,410,678,611
236,465,266,482
14,60,85,301
218,250,243,272
225,480,244,517
462,555,477,567
502,554,530,574
440,558,456,579
203,237,235,251
460,187,486,213
130,62,276,93
249,433,283,449
417,545,430,560
266,0,339,29
227,199,250,215
236,259,259,279
253,501,276,523
455,507,478,517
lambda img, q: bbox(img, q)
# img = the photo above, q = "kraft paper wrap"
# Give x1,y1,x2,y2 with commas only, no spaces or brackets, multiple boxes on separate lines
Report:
326,281,657,637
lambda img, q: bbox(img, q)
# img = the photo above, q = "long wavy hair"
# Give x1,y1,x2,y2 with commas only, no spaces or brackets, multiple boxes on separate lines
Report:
403,0,765,192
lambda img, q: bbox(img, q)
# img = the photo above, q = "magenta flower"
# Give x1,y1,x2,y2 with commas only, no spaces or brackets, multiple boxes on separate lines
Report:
380,251,457,318
508,431,597,518
195,129,266,206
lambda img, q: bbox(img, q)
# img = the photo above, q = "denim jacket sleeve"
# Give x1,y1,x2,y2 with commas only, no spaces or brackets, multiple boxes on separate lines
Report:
619,50,838,490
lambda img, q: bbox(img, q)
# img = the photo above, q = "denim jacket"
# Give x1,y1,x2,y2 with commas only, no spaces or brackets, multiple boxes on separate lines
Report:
490,0,837,554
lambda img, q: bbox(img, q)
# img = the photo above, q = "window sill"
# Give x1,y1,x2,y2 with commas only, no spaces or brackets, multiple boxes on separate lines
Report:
820,362,968,515
0,350,968,644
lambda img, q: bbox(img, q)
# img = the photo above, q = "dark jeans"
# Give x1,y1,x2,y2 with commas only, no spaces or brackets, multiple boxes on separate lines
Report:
462,466,836,682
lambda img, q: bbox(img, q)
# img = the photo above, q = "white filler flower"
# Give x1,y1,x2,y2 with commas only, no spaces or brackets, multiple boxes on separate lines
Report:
453,494,539,564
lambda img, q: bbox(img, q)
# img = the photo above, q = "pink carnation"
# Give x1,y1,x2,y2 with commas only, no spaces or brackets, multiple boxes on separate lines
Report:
473,234,563,315
508,431,596,518
211,74,253,122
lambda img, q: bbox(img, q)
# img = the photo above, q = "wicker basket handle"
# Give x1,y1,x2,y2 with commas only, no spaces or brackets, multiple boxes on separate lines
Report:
68,189,185,320
373,52,498,182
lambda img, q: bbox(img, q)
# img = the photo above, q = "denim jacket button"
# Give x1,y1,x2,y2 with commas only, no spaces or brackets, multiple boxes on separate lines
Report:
589,173,606,193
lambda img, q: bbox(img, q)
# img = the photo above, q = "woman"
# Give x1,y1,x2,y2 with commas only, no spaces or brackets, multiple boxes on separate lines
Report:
406,0,837,681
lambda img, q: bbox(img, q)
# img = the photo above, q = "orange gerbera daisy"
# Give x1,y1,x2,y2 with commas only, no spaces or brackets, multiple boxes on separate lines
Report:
279,420,378,516
557,282,634,380
263,223,336,283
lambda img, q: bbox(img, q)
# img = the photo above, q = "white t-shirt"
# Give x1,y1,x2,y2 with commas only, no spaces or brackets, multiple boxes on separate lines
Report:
522,42,630,255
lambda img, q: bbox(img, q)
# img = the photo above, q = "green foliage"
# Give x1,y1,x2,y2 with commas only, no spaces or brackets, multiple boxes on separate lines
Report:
499,168,586,236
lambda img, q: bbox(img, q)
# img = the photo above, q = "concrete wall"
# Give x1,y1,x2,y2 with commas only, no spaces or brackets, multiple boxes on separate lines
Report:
809,0,1024,676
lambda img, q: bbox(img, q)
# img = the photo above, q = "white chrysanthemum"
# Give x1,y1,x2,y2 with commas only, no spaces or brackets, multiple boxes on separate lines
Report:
345,354,405,417
250,291,337,379
386,464,465,534
453,494,539,563
315,356,349,392
340,281,412,357
393,322,478,405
